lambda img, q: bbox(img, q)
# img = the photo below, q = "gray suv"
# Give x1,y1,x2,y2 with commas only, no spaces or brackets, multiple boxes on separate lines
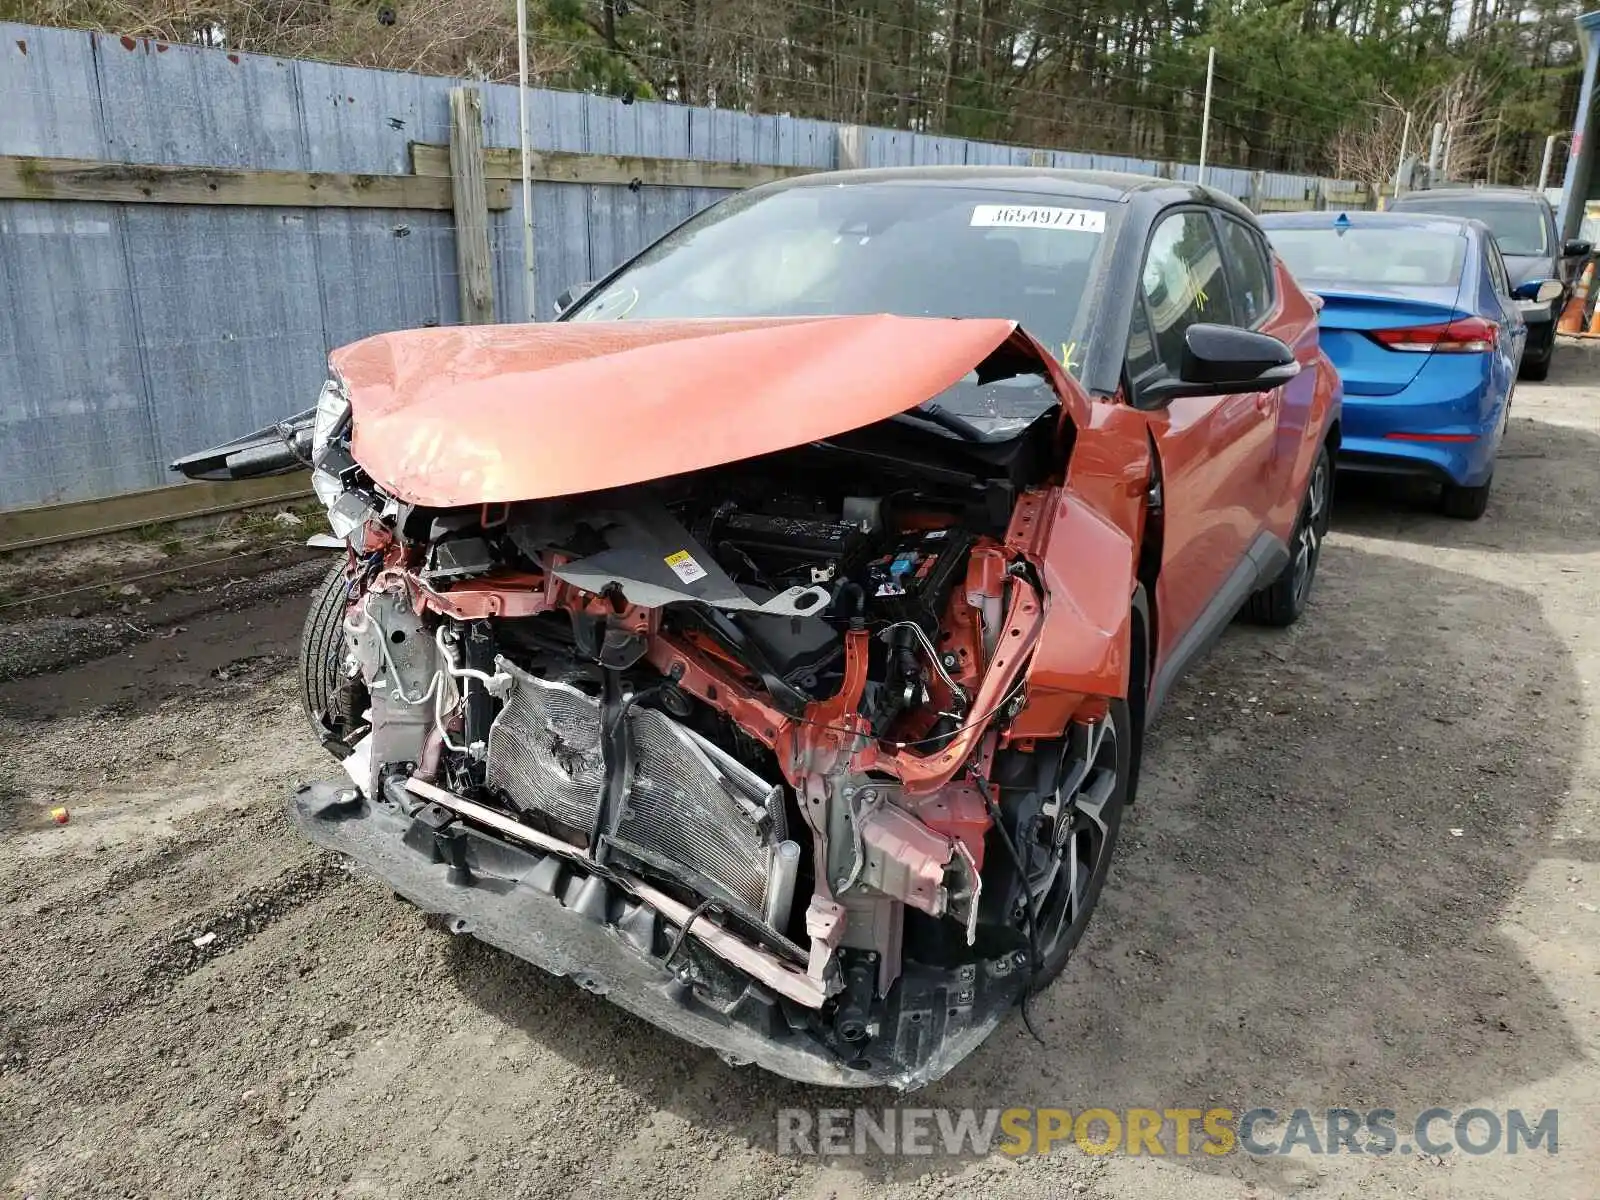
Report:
1388,186,1590,380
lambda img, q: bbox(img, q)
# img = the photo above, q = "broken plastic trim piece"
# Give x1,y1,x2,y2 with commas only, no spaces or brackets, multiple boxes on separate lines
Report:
169,407,315,481
553,566,831,618
289,779,1023,1088
543,501,832,618
402,775,829,1009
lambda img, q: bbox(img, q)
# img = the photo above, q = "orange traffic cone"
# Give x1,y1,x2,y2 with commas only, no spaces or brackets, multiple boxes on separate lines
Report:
1559,261,1594,333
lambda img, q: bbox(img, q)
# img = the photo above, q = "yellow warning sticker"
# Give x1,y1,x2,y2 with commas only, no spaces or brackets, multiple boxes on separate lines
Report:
664,549,708,584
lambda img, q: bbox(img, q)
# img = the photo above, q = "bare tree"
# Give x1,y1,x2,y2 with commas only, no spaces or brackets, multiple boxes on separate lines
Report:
1327,72,1506,196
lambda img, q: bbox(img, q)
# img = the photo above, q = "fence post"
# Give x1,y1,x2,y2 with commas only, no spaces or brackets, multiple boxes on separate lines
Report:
838,125,867,171
449,86,496,325
1313,179,1328,212
1248,171,1264,213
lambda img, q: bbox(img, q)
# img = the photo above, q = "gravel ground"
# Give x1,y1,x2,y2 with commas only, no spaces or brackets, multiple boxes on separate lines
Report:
3,348,1599,1199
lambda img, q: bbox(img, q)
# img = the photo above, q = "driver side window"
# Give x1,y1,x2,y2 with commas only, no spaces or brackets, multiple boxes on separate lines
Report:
1136,210,1235,378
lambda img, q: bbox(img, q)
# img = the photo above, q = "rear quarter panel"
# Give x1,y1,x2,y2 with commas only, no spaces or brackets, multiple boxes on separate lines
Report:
1265,260,1342,543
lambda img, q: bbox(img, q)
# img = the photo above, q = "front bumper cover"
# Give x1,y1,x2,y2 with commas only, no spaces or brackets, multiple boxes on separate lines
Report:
290,780,1025,1089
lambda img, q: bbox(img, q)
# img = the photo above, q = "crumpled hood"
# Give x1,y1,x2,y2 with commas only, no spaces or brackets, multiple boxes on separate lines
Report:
330,315,1080,507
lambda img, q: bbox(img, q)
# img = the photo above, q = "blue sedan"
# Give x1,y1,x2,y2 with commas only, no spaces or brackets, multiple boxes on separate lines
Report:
1259,211,1558,519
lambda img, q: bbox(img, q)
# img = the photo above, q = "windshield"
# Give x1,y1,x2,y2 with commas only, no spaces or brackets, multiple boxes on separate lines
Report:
566,183,1113,375
1265,227,1466,288
1395,197,1548,256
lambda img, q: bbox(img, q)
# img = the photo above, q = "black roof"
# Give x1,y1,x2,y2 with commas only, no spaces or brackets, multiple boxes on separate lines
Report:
1390,185,1549,205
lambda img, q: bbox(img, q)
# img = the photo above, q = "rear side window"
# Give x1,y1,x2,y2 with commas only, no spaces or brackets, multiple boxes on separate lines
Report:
1264,227,1466,288
1486,243,1511,297
1139,210,1235,374
1217,216,1274,326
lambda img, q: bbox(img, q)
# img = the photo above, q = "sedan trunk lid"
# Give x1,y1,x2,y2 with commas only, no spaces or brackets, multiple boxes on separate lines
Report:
1309,286,1473,396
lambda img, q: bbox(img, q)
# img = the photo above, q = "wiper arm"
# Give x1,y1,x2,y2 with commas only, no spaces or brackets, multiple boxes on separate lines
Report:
893,403,987,442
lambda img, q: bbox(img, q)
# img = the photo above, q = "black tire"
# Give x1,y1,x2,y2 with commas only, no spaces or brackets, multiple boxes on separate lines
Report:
1246,442,1331,627
1440,476,1492,520
300,560,352,746
1519,351,1551,382
1030,695,1133,988
1028,594,1146,988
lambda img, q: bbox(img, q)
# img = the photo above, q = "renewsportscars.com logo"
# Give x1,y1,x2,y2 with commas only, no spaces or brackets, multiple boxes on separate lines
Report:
776,1107,1560,1158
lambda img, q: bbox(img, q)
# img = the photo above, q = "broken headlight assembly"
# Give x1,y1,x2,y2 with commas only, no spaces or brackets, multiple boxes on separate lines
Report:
308,374,384,543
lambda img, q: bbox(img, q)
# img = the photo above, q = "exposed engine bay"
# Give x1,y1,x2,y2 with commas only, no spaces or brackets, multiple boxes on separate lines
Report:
263,318,1135,1089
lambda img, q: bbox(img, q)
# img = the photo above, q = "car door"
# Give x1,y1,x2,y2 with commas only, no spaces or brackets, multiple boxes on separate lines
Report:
1126,207,1278,665
1483,238,1524,406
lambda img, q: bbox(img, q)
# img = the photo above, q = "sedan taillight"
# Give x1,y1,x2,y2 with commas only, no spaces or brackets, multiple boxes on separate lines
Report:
1368,317,1498,354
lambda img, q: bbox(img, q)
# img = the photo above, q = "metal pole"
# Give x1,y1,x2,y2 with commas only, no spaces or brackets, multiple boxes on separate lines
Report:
1392,110,1412,197
1197,46,1216,186
516,0,537,321
1441,125,1453,178
1538,133,1558,191
1427,121,1444,184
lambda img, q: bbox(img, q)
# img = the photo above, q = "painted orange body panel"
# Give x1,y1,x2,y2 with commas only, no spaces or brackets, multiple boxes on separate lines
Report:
1126,259,1339,687
332,315,1088,508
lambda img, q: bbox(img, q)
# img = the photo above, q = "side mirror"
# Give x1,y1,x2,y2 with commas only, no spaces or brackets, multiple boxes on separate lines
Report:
1141,324,1300,405
1562,239,1592,258
555,282,596,315
1513,279,1564,304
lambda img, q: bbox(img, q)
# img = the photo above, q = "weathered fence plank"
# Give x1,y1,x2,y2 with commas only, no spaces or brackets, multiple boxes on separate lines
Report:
0,474,313,553
836,125,867,171
410,143,818,189
448,88,495,325
0,154,511,209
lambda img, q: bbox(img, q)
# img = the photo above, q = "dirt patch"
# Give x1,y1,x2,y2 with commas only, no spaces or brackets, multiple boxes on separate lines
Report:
2,351,1598,1198
0,552,331,686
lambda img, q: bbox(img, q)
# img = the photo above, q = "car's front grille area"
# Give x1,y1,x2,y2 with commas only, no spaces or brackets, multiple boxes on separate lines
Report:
484,657,786,920
485,661,606,833
610,707,784,914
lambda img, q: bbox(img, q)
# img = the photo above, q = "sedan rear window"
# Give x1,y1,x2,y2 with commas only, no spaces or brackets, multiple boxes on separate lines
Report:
1264,228,1466,288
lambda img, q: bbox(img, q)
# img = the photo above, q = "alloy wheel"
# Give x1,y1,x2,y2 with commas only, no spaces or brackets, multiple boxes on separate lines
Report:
1031,713,1122,961
1291,454,1330,609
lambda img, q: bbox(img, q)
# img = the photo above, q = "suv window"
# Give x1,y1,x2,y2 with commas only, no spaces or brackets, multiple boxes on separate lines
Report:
1138,210,1235,376
1391,194,1550,256
1216,216,1274,326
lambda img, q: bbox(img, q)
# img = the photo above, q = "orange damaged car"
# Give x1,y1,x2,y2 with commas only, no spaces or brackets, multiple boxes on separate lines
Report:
175,168,1341,1088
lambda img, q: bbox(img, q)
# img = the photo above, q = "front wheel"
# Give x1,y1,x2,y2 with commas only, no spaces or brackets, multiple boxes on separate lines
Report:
300,560,359,752
1246,443,1331,627
1027,696,1135,988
